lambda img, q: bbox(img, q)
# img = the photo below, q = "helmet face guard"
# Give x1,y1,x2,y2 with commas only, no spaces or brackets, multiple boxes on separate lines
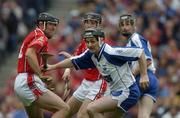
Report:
119,14,136,37
83,28,105,47
36,12,60,25
119,14,136,26
82,12,102,25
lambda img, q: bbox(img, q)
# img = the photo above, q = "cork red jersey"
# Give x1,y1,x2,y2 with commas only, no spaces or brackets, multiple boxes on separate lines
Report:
74,39,100,81
17,28,48,73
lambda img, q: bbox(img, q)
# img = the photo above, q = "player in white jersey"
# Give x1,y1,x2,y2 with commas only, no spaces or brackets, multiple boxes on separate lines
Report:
118,14,159,118
44,28,149,118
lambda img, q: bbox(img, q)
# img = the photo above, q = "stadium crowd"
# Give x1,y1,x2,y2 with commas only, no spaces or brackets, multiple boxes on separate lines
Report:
0,0,180,118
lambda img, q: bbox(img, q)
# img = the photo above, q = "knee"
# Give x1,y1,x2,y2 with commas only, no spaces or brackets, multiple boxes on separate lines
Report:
77,112,86,118
62,103,70,112
138,113,150,118
77,110,88,118
55,102,70,113
86,104,96,116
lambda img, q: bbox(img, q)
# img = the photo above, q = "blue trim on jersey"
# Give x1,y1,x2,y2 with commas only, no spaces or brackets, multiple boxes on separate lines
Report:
97,43,106,61
72,51,96,70
111,90,122,96
120,83,140,112
72,59,80,69
138,35,152,59
130,34,152,60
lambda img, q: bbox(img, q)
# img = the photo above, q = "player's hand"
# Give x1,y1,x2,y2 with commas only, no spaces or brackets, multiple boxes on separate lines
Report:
139,75,149,90
61,69,71,101
40,75,55,91
62,68,71,82
40,75,53,83
59,51,72,58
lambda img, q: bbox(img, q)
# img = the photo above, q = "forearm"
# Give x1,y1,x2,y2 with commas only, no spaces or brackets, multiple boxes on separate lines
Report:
132,58,151,76
138,52,147,76
26,49,42,76
53,58,74,69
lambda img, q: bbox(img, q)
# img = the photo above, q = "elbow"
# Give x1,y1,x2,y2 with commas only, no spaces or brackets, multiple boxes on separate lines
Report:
25,53,29,60
147,59,152,66
25,50,31,59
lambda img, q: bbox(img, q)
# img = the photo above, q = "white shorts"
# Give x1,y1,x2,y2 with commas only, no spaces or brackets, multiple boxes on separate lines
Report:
73,79,110,102
14,73,48,106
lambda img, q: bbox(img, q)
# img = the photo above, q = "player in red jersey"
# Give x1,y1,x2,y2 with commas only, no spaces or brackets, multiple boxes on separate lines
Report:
14,12,69,118
61,13,109,118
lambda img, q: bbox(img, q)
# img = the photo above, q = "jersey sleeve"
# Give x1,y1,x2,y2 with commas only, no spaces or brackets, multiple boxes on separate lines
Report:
131,35,152,61
104,45,143,62
71,50,96,70
28,36,47,53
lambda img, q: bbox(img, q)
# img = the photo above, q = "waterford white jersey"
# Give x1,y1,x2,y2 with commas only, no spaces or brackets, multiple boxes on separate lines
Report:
126,33,156,72
71,43,143,91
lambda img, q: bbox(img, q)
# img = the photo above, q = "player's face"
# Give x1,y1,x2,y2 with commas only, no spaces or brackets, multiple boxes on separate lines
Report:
84,20,98,29
119,20,134,37
44,22,58,38
85,37,100,54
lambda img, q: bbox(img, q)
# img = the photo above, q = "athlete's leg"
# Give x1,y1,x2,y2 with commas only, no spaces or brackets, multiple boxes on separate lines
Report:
66,79,94,117
138,95,154,118
34,89,69,118
137,71,158,118
66,96,82,118
86,96,123,118
14,74,68,118
78,79,109,118
77,99,92,118
104,110,122,118
25,104,43,118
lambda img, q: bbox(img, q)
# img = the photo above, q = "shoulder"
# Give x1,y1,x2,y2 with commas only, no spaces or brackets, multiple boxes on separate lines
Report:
130,33,148,46
132,33,147,42
103,43,115,53
131,33,140,41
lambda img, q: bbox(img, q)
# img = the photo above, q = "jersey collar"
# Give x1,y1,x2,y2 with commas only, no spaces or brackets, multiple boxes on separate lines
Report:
36,28,44,35
97,43,105,61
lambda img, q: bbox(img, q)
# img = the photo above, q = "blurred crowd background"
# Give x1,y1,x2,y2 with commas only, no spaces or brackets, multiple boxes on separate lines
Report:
0,0,180,118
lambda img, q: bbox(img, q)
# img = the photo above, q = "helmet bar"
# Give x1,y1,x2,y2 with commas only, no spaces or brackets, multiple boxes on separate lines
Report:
82,12,102,23
119,14,135,25
83,28,104,39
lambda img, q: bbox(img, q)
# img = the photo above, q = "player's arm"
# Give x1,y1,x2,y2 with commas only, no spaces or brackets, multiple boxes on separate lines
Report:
59,41,86,81
58,51,73,81
132,39,152,75
132,59,151,76
25,47,42,77
137,51,149,89
46,49,95,71
47,58,74,71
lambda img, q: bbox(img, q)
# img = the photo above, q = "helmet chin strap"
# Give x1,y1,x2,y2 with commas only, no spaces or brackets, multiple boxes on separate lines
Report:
98,37,103,47
43,22,46,31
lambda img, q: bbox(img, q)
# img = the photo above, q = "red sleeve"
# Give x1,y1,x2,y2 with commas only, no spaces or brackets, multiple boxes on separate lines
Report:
28,36,48,53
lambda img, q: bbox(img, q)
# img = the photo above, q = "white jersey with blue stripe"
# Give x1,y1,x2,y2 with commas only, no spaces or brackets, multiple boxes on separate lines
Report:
126,33,156,72
71,43,143,91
